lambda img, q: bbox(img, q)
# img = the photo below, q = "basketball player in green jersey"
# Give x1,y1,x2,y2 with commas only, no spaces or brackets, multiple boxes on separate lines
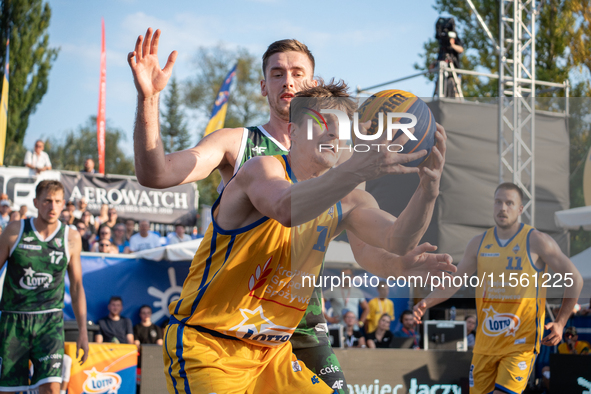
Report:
129,28,451,393
0,180,89,394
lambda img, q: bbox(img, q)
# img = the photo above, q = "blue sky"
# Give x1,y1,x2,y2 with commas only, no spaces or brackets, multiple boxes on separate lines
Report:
26,0,444,153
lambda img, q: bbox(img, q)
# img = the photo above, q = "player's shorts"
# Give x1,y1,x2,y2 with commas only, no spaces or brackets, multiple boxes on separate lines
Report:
163,322,336,394
0,311,65,391
290,326,348,394
470,351,536,394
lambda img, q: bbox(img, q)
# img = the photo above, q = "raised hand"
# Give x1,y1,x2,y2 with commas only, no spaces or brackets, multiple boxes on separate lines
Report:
400,242,455,281
418,123,447,199
128,28,177,99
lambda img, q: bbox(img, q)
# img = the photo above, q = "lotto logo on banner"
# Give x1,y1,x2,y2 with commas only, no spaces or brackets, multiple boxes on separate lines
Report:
81,368,122,393
64,343,137,394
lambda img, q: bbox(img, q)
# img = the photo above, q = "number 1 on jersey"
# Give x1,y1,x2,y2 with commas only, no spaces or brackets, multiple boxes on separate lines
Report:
313,226,328,252
50,251,64,265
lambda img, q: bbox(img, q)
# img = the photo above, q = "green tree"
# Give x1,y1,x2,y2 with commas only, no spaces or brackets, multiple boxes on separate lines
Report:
0,0,59,163
414,0,576,97
184,45,268,137
46,116,135,176
161,75,192,154
185,45,269,207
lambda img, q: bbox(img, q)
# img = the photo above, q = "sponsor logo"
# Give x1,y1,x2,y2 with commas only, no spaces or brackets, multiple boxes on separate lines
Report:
484,244,492,249
39,354,62,362
328,206,334,219
52,362,61,369
311,375,320,385
23,236,34,242
292,361,302,372
481,306,521,337
469,365,474,387
55,239,63,248
516,376,524,381
82,367,122,394
230,305,295,345
319,365,341,376
19,267,53,290
518,361,528,371
514,337,526,345
480,253,500,257
513,244,520,253
248,257,273,295
147,267,182,323
332,380,344,390
18,244,42,250
252,146,267,155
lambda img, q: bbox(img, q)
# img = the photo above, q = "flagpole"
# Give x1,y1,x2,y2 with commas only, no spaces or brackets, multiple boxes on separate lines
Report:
96,18,106,174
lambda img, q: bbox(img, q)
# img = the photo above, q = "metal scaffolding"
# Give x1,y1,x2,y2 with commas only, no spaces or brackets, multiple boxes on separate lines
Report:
498,0,537,225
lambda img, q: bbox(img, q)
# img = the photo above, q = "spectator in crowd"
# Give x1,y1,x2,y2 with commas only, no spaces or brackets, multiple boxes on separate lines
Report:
19,205,32,219
112,223,130,253
9,211,20,223
166,224,192,245
97,239,117,255
95,296,134,344
105,207,119,229
324,269,369,326
91,225,117,253
60,210,73,226
0,200,10,229
580,298,591,316
65,201,76,219
541,326,590,390
73,197,92,222
82,158,96,174
129,220,161,252
366,313,394,348
134,305,163,348
24,139,52,175
465,314,477,349
365,282,394,334
76,220,91,252
0,193,8,201
95,203,109,227
558,327,590,355
81,210,96,236
125,218,137,241
394,310,421,349
343,311,366,348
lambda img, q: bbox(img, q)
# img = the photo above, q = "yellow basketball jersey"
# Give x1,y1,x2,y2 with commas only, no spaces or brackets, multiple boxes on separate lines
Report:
474,223,547,355
169,155,341,347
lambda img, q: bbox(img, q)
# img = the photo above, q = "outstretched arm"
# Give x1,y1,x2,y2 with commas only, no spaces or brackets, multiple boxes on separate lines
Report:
532,231,583,346
412,234,480,323
129,28,244,188
67,229,89,364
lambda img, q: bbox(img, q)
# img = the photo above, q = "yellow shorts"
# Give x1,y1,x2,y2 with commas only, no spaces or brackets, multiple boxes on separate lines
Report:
470,351,536,394
163,323,335,394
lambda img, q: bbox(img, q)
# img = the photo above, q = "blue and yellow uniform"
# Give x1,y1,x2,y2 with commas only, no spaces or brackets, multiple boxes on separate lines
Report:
471,223,547,394
164,155,339,394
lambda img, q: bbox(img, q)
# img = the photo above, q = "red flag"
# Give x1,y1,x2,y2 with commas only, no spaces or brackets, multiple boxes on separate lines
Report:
96,18,106,174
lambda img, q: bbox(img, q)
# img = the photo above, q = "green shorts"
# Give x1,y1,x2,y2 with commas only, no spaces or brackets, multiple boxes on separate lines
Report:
0,311,65,391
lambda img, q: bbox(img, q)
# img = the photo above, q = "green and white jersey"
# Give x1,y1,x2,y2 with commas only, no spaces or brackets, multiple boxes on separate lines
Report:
0,219,70,313
235,126,289,172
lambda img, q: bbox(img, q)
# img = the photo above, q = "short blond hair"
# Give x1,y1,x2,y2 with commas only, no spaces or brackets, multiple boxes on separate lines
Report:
262,39,315,78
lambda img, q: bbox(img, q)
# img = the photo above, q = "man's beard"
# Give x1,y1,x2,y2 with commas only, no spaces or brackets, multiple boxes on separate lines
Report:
495,215,518,230
269,97,289,121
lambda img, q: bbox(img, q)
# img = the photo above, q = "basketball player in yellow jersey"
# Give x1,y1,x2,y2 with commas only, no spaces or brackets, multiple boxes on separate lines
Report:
413,182,583,394
162,81,455,394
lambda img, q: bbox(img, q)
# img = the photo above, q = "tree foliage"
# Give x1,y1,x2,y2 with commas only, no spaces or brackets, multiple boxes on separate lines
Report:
161,75,192,154
45,116,135,176
414,0,578,97
0,0,59,161
184,45,268,137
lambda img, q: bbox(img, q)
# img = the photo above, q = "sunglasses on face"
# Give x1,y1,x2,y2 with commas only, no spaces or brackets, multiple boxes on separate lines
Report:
99,243,110,247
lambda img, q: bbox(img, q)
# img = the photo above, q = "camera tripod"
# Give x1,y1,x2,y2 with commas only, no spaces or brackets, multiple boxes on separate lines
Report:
433,56,464,99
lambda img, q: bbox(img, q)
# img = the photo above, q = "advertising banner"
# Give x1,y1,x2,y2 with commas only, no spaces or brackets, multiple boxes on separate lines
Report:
0,167,197,225
64,342,137,394
64,255,191,326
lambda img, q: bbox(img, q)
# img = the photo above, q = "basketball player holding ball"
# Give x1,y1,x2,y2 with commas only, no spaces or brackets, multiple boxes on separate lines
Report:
129,28,451,393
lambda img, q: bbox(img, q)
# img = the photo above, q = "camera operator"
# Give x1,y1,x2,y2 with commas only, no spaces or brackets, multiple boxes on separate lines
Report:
431,17,464,97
